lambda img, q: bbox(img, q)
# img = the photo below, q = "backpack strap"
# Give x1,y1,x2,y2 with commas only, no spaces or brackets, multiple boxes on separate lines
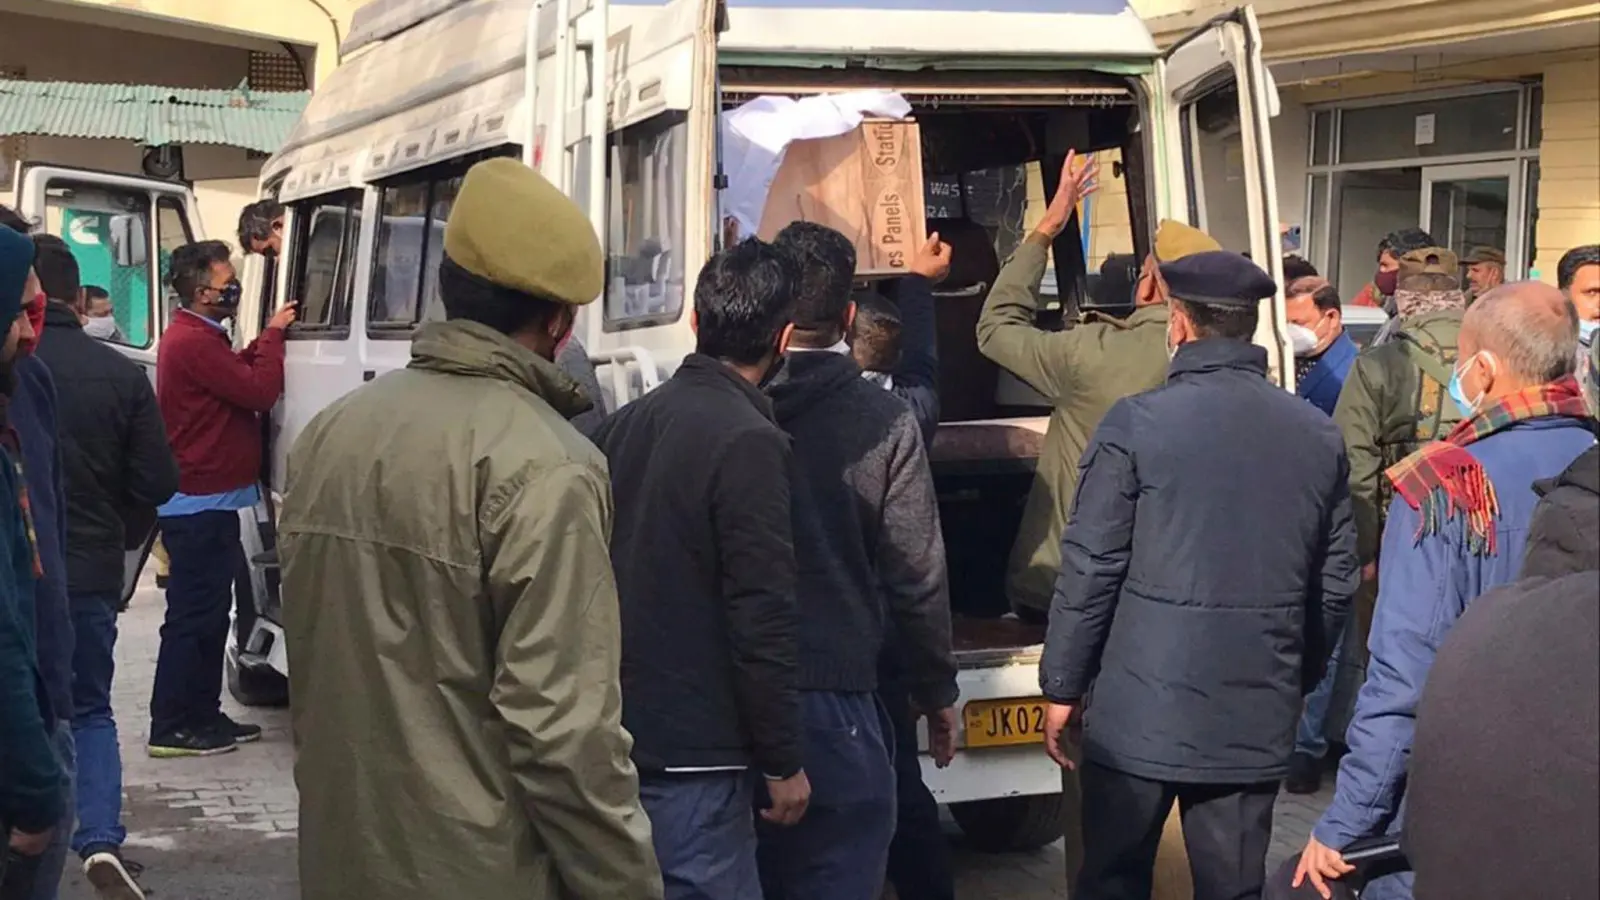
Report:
1395,332,1456,389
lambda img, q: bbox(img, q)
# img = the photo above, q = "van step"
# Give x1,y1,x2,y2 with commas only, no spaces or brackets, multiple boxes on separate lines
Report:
251,549,279,570
237,649,273,669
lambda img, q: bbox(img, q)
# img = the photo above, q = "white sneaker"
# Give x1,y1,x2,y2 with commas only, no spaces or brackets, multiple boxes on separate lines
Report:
83,851,146,900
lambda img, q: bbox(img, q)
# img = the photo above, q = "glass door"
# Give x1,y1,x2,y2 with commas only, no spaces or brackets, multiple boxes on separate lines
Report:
1420,161,1522,275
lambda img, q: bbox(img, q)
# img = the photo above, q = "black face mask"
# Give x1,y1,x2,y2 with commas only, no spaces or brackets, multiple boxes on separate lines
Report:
261,246,278,260
757,349,788,389
206,280,243,308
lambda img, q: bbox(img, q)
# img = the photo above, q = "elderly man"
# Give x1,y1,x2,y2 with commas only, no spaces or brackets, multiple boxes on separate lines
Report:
278,159,661,900
236,200,284,259
1462,246,1505,300
1043,250,1357,900
1295,282,1597,900
1286,276,1357,416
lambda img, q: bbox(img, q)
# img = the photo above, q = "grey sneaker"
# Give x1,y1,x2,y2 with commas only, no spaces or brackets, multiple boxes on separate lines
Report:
83,848,146,900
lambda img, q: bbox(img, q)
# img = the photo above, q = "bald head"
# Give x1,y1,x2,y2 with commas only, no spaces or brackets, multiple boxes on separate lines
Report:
1461,281,1578,386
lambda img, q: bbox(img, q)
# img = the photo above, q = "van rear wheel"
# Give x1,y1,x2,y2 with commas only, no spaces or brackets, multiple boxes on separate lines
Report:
226,649,289,708
949,793,1065,852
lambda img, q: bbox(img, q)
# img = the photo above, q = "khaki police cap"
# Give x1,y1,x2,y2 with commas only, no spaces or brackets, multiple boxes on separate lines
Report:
1153,219,1223,262
1398,246,1460,278
1463,246,1506,266
442,158,603,306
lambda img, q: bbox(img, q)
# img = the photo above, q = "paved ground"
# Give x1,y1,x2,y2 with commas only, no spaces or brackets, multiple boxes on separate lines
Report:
58,581,1337,899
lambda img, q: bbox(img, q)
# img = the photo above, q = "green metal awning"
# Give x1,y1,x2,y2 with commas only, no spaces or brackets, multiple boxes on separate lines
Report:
0,79,310,154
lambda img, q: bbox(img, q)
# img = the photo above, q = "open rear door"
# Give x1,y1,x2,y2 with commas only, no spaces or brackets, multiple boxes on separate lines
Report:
1159,7,1291,387
13,163,202,606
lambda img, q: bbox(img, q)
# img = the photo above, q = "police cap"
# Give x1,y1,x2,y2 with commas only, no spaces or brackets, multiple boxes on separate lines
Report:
1463,246,1505,266
442,158,602,306
1398,246,1459,279
1159,250,1277,308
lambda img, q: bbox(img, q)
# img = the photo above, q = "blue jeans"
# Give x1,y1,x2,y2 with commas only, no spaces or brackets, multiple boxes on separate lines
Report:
756,691,895,900
1294,629,1346,759
640,772,761,900
69,597,125,854
151,512,241,737
27,721,76,900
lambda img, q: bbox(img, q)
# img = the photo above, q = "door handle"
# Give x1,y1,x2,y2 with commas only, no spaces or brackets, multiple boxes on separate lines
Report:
363,370,376,382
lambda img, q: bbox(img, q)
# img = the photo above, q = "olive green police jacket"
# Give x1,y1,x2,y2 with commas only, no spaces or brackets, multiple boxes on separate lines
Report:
976,236,1170,615
279,321,662,900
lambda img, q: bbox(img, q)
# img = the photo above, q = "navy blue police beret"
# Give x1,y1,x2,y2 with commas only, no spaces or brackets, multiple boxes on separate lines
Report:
1158,250,1278,308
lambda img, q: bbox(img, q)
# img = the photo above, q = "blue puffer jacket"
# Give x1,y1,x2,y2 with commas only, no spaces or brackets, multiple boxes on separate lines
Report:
1313,415,1598,900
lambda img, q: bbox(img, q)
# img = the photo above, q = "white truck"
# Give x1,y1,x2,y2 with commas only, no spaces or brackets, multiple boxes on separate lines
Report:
11,0,1291,853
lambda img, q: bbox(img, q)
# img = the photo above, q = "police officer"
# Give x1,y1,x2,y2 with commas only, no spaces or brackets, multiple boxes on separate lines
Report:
1039,250,1359,900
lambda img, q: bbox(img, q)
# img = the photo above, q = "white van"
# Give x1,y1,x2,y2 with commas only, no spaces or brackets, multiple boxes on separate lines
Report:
14,0,1290,852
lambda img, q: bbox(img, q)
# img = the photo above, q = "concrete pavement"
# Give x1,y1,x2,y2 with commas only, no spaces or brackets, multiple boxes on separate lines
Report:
57,579,1337,899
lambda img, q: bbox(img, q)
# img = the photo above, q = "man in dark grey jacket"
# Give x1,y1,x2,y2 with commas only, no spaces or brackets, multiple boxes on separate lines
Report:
1040,251,1358,900
759,222,958,900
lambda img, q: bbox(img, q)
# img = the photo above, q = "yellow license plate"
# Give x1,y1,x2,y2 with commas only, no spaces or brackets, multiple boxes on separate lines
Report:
963,697,1048,748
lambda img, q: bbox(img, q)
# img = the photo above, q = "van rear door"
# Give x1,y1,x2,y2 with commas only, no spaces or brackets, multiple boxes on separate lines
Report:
1159,6,1291,386
13,162,203,606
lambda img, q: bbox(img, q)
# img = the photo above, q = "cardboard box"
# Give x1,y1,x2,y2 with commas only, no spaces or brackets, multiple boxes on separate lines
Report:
757,119,927,277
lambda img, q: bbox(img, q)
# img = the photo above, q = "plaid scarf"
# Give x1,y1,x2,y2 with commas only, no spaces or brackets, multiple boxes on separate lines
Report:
0,396,42,579
1386,375,1594,555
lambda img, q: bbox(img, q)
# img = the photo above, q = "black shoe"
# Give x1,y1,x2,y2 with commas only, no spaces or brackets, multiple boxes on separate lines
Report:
213,712,263,744
80,844,146,900
147,726,237,758
1285,751,1322,794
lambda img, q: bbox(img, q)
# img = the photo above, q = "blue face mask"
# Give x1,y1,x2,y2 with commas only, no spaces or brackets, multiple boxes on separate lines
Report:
1580,319,1598,346
1449,353,1486,416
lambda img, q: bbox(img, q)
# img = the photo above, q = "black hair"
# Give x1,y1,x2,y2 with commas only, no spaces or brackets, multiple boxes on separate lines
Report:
0,204,31,235
850,295,902,373
437,255,566,336
31,234,81,305
1377,228,1436,260
84,285,110,303
1286,276,1340,314
1282,255,1319,281
773,221,856,335
693,238,799,365
168,240,233,306
1174,297,1259,341
1557,244,1600,290
238,199,285,250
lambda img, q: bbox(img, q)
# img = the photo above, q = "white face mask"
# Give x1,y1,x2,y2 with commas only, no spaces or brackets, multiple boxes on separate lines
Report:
1288,323,1320,358
83,316,118,340
1580,319,1598,346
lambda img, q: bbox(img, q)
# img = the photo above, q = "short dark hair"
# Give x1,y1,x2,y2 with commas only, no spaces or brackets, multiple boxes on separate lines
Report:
1174,297,1259,341
0,204,30,234
1377,228,1436,260
31,234,81,304
1287,275,1340,314
437,255,565,336
168,240,233,305
850,295,902,373
1282,255,1319,281
773,221,856,333
238,199,284,249
1557,244,1600,290
84,285,110,303
693,238,799,365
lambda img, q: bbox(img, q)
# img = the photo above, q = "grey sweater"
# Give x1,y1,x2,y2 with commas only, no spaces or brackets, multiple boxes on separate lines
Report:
766,350,958,710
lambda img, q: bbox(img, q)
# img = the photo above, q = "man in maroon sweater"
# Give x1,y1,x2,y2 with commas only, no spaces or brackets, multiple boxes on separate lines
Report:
149,240,296,757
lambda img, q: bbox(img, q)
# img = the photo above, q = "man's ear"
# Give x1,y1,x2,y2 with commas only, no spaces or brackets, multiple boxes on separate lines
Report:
776,322,795,356
844,300,858,333
689,308,699,336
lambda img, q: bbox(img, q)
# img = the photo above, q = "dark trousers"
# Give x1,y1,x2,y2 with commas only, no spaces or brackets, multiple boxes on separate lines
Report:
757,691,896,900
150,511,242,738
1077,761,1278,900
880,684,954,900
639,772,761,900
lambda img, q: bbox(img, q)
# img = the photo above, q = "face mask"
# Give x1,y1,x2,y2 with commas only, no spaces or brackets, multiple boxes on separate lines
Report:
1374,269,1399,296
1580,319,1598,346
83,316,118,340
1288,324,1320,358
1165,323,1180,362
1448,352,1487,417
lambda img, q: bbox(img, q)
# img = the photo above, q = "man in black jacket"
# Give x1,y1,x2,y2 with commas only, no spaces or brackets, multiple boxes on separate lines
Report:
1040,250,1358,900
759,222,958,900
591,238,808,900
31,236,178,895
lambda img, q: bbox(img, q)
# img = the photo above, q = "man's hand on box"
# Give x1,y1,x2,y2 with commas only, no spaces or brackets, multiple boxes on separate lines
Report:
909,232,953,283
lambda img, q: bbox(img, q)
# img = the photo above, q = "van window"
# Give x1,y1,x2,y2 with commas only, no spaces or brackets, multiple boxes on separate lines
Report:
287,190,362,336
45,183,154,348
156,197,195,330
605,113,686,331
368,175,462,333
1183,84,1252,255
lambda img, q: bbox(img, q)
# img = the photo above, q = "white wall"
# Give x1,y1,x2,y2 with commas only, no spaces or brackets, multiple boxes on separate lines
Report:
1272,96,1310,242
